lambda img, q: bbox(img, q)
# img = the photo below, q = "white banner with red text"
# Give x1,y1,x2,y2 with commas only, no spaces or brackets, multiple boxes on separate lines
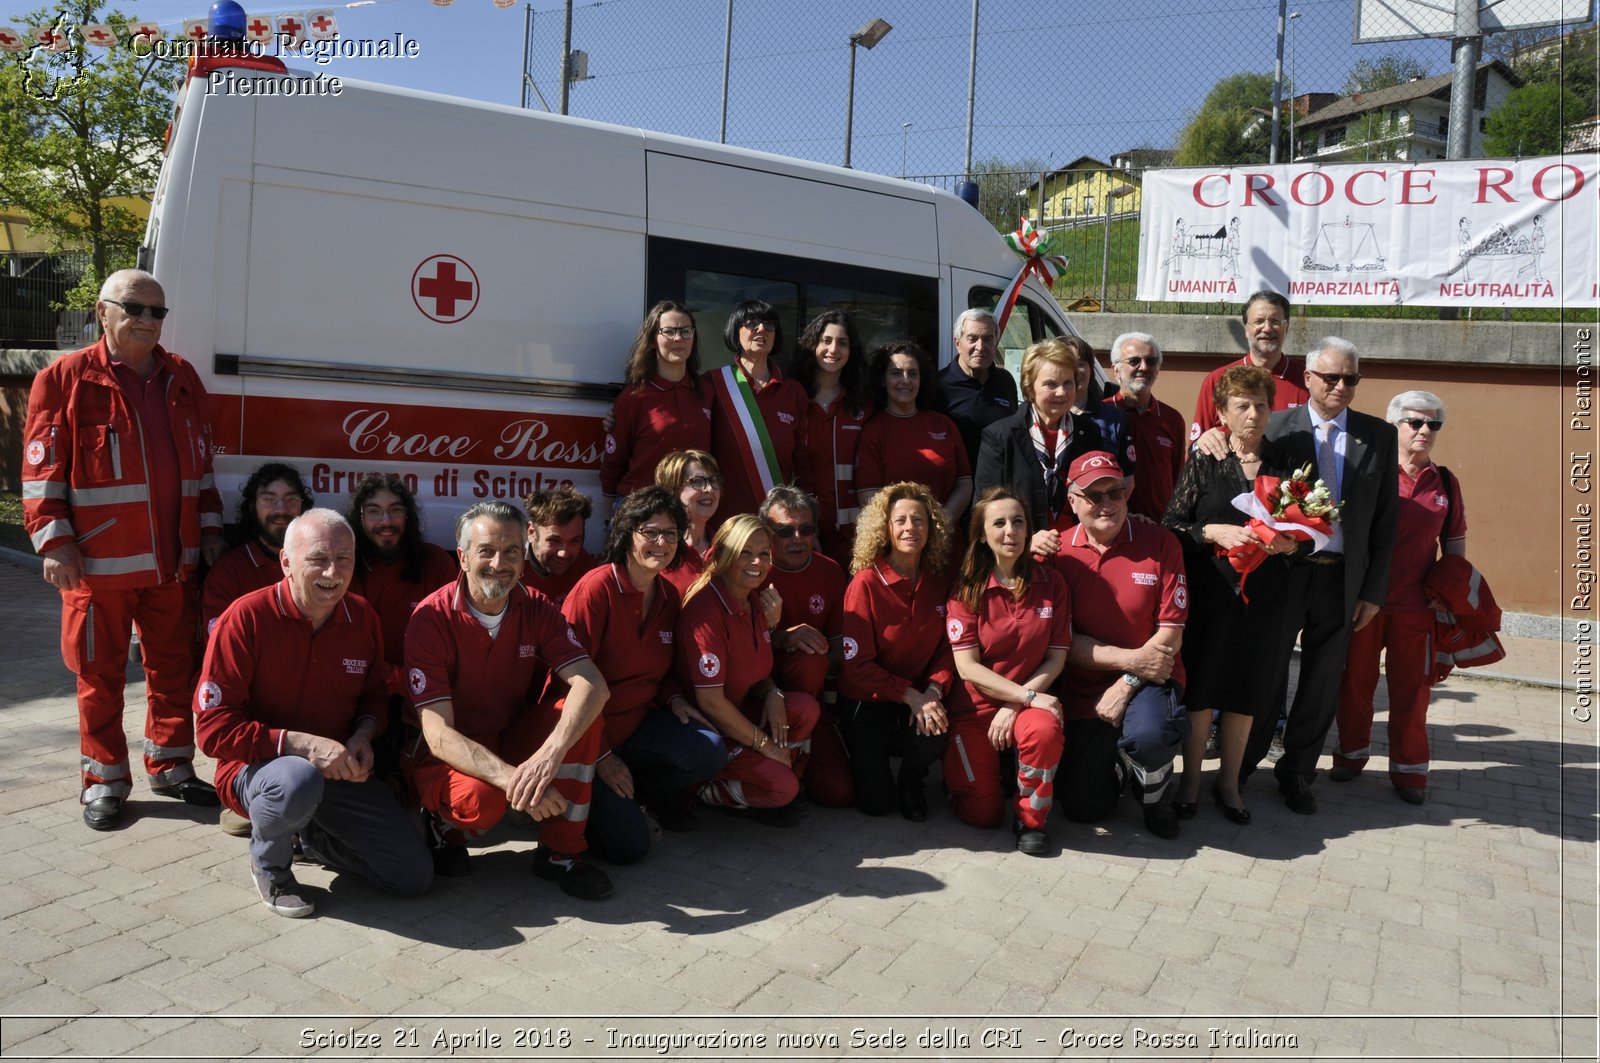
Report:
1136,156,1598,308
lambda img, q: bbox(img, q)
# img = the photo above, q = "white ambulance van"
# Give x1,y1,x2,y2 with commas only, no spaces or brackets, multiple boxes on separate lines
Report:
143,56,1079,545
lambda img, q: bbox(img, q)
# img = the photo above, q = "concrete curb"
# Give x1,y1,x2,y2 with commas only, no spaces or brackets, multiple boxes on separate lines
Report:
0,544,42,571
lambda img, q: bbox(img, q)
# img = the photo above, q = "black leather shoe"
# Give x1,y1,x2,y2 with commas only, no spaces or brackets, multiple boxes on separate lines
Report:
1279,777,1317,815
1142,802,1181,839
83,795,125,831
1211,782,1251,825
1395,786,1427,806
897,779,929,823
1327,765,1360,783
151,778,220,806
1013,820,1050,856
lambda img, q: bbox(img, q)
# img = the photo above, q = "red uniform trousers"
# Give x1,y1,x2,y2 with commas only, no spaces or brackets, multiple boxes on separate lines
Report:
409,704,604,855
1334,609,1435,790
61,581,201,801
700,692,820,809
944,708,1064,830
774,649,853,808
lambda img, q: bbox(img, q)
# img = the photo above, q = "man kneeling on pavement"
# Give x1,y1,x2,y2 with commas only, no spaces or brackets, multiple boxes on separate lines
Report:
1051,452,1190,839
196,509,432,918
403,501,614,899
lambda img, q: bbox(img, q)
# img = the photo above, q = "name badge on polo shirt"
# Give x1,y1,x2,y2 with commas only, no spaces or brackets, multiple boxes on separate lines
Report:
1036,605,1054,618
659,630,673,644
1132,572,1158,586
519,644,538,658
342,657,368,675
995,398,1012,408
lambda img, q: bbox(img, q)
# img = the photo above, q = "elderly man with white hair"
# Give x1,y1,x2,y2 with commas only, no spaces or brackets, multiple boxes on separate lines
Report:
1243,337,1399,815
197,509,432,918
23,268,226,831
1105,331,1187,520
1330,390,1466,806
938,307,1019,463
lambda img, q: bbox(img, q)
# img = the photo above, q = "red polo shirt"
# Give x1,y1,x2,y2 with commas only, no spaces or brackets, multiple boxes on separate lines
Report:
1106,393,1187,521
840,558,956,703
561,562,682,753
202,541,282,637
1189,355,1310,443
802,395,871,556
663,544,708,598
710,363,811,522
351,545,459,669
196,581,389,816
1388,463,1468,611
767,552,847,698
855,408,972,502
520,548,597,607
404,576,589,744
601,374,714,497
945,566,1073,717
1052,519,1188,719
676,577,773,708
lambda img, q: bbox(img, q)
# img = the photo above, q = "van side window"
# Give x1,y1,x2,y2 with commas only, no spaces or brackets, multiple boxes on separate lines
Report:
967,289,1064,369
650,237,940,370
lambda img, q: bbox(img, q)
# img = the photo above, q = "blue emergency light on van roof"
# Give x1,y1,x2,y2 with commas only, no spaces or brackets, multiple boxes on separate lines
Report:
208,0,247,41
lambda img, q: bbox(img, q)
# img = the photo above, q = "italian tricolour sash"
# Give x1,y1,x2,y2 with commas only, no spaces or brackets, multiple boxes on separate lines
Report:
711,364,782,496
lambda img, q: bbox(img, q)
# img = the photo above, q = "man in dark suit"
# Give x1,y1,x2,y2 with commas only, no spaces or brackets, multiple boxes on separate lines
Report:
1245,337,1398,814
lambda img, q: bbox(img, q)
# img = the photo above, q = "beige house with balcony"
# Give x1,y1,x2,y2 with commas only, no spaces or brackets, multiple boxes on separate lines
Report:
1293,60,1520,161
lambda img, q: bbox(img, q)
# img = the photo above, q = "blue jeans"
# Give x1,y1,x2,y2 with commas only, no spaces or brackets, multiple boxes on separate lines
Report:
234,757,432,896
585,709,726,864
1059,683,1188,822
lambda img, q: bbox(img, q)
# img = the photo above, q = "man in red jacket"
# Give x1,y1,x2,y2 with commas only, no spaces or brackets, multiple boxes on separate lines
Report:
23,269,226,831
197,509,432,918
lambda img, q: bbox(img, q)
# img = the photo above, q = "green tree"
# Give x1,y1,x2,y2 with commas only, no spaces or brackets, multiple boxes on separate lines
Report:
0,0,179,307
1172,72,1277,166
1344,53,1430,94
1500,26,1597,123
1484,81,1583,156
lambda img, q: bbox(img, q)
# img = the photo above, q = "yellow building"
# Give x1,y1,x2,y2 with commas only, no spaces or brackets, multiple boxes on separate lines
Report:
1019,151,1165,228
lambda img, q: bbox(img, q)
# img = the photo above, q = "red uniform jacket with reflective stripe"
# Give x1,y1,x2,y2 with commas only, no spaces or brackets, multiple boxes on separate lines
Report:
22,338,222,587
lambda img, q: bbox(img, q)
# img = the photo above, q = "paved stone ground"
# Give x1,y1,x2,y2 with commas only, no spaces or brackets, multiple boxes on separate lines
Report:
0,558,1594,1061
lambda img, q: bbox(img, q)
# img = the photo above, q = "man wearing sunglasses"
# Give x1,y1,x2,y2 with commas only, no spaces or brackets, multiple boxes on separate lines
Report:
1106,332,1187,521
1245,337,1399,815
1053,451,1190,841
23,269,227,831
759,486,853,809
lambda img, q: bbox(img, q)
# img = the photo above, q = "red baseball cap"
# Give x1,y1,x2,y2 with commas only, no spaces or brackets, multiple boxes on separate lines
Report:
1066,450,1125,489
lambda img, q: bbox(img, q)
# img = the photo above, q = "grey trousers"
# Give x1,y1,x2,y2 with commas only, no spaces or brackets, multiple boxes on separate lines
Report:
234,757,432,897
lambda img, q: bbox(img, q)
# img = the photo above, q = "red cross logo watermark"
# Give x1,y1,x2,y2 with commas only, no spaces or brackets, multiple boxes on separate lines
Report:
245,18,271,39
36,26,66,47
185,23,208,40
0,30,19,48
278,17,303,37
411,255,480,324
84,28,111,44
311,13,334,33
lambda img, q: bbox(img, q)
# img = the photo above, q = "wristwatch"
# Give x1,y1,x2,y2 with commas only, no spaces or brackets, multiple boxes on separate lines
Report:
1121,673,1145,690
1022,688,1037,706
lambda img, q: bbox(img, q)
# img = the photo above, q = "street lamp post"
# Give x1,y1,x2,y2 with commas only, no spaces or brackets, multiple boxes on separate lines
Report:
843,17,892,169
901,121,912,177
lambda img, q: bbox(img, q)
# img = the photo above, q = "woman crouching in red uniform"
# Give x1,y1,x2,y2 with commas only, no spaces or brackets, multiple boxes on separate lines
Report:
944,487,1070,855
675,514,819,825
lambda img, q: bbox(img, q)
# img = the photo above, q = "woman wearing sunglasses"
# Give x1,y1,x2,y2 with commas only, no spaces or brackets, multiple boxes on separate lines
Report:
1329,391,1465,807
708,300,811,529
1162,365,1298,825
601,302,712,515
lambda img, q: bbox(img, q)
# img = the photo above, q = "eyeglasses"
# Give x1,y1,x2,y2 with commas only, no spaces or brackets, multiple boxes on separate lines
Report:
1119,356,1159,368
659,326,696,339
686,475,722,491
361,505,407,520
1308,370,1362,388
1399,417,1443,431
106,299,169,321
634,526,681,544
742,321,775,333
768,523,817,539
1072,485,1127,506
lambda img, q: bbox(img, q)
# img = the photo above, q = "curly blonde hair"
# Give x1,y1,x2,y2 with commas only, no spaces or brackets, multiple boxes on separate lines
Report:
850,481,952,576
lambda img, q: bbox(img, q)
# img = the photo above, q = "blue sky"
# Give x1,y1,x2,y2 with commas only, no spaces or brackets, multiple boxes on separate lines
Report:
13,0,1576,176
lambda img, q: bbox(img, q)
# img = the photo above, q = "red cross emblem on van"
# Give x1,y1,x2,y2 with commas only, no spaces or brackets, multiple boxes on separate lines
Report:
412,254,480,323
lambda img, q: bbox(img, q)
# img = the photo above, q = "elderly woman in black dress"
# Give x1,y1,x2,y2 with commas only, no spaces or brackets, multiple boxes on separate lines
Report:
1162,365,1298,824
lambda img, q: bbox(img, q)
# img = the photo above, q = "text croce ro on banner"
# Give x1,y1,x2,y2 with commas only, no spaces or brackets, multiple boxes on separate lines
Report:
1136,156,1598,308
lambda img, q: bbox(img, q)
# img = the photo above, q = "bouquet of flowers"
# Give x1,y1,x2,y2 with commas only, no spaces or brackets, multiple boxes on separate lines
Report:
1226,463,1342,600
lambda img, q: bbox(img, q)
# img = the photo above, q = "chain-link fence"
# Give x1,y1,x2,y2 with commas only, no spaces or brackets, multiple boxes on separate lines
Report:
520,0,1591,319
0,252,89,348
